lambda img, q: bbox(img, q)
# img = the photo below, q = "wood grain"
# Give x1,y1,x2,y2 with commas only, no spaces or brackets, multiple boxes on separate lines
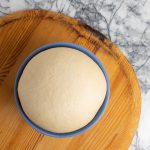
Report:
0,10,141,150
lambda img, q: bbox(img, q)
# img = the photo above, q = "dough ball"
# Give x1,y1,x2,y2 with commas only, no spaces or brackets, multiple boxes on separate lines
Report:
18,47,107,133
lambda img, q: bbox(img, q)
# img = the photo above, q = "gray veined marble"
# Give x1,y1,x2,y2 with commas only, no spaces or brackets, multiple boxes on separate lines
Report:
0,0,150,149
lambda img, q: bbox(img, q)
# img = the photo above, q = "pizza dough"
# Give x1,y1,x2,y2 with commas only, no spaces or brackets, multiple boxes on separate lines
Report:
18,47,107,133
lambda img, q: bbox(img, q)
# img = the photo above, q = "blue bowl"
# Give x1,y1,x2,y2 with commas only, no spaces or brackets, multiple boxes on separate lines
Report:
14,42,110,138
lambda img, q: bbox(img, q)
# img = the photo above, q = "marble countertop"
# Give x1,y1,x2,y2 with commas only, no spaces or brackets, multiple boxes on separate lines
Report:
0,0,150,149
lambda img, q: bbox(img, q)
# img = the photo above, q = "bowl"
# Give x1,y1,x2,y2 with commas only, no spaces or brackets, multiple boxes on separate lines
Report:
14,42,110,138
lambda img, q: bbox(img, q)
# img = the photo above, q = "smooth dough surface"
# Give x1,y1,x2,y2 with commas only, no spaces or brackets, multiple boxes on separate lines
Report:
18,47,107,133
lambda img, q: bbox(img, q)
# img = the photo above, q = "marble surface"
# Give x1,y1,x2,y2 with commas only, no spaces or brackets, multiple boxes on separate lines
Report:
0,0,150,149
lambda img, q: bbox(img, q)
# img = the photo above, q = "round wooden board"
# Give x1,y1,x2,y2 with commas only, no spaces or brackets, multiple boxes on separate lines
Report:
0,10,141,150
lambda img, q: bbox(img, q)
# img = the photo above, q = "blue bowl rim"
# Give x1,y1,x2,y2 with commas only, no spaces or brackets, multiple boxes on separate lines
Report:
14,42,110,138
